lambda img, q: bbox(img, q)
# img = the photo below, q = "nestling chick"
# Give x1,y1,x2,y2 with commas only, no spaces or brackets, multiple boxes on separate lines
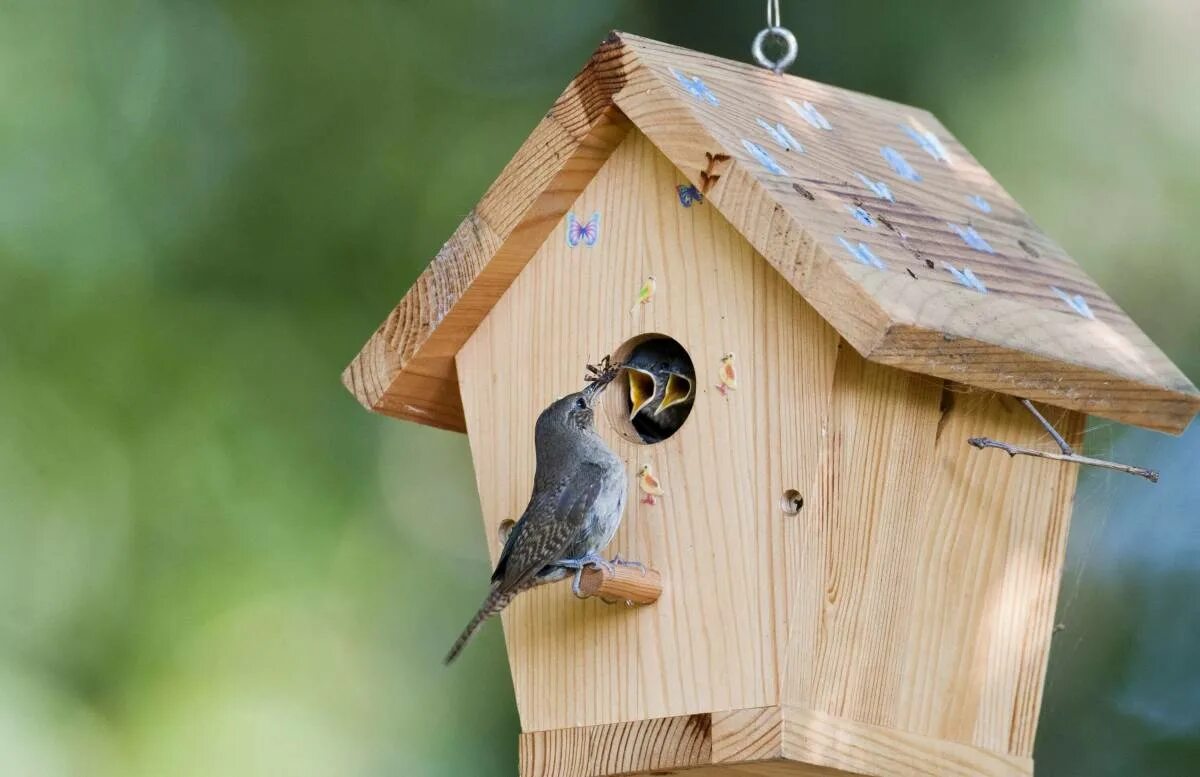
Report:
624,339,695,443
445,363,628,664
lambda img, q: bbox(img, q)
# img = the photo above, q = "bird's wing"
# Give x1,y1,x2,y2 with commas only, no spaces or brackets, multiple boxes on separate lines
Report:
491,461,605,594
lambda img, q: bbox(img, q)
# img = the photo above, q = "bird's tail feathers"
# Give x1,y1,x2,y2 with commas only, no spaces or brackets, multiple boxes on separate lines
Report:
443,587,516,665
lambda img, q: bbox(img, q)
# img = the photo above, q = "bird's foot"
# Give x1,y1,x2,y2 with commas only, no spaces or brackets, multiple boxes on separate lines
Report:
640,494,656,506
556,553,615,598
571,567,588,599
715,384,728,397
610,554,648,576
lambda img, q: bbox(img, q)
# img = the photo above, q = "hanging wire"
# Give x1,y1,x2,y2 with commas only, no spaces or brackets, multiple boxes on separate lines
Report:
752,0,798,74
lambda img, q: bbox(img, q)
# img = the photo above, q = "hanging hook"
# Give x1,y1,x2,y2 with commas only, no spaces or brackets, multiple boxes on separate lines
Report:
752,0,798,74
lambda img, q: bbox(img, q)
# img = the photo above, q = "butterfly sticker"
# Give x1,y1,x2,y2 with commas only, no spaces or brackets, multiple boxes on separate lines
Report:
948,223,995,254
881,147,922,182
755,117,802,152
787,98,833,130
855,172,895,203
566,211,600,247
742,139,786,175
1051,286,1096,320
967,194,992,213
668,67,719,106
847,205,877,228
942,262,988,293
902,124,952,163
677,184,703,207
837,236,887,270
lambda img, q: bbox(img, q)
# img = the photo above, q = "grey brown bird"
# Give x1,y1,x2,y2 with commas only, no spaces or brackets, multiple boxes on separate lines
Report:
444,366,628,664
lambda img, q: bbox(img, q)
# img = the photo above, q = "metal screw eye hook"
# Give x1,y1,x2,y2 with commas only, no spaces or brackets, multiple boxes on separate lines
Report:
753,0,797,74
752,26,798,75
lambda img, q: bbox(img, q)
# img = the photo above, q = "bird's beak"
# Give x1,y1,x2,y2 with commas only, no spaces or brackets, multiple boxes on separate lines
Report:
655,372,694,414
626,367,658,421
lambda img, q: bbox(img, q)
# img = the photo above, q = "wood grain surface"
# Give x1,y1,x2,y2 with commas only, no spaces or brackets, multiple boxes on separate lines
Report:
458,131,1082,775
456,130,840,732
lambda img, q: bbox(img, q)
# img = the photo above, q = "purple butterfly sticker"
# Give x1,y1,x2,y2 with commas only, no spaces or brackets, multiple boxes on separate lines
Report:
677,184,703,207
566,211,600,247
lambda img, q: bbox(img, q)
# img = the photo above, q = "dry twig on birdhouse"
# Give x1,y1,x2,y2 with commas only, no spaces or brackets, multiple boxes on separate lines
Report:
968,399,1159,482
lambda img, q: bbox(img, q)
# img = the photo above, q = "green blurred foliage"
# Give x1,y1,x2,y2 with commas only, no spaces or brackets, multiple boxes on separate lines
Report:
0,1,1196,775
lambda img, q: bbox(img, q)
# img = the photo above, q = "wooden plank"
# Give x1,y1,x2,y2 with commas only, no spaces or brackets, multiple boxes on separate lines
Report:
781,706,1032,777
781,343,1082,757
712,706,784,764
519,713,712,777
782,346,945,728
678,763,859,777
611,33,1199,432
516,704,1031,776
455,130,841,731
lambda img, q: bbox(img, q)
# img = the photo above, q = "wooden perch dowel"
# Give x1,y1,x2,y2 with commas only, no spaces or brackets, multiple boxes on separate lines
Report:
579,564,662,605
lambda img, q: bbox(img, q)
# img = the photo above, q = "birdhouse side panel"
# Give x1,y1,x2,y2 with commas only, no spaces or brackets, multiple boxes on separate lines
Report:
456,129,841,732
783,350,1082,759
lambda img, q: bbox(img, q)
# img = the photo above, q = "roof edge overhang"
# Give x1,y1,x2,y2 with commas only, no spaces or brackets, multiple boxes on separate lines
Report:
341,33,636,432
342,31,1200,435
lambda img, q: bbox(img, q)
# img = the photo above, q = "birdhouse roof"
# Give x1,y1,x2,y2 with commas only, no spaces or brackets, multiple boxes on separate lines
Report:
343,32,1199,434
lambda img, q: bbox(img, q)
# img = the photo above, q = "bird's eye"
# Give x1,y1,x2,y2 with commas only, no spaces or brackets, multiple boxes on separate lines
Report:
575,397,587,409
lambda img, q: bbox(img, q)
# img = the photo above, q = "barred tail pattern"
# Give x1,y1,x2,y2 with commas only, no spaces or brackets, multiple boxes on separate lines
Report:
443,588,517,665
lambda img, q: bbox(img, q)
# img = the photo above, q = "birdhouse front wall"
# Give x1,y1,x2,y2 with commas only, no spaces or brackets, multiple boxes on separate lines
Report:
456,129,1083,775
456,129,840,731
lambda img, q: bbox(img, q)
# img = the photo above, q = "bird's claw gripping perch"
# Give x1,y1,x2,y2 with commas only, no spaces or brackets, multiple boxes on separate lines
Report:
610,554,648,576
556,553,616,599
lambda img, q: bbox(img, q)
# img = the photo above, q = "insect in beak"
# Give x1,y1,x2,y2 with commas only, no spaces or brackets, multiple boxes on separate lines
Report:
626,367,658,421
655,372,694,414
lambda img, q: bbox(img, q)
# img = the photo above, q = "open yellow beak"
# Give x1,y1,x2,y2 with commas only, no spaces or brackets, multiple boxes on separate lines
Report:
655,372,694,414
627,368,658,420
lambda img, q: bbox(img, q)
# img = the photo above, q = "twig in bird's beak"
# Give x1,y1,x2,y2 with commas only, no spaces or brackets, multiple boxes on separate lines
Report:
582,354,624,403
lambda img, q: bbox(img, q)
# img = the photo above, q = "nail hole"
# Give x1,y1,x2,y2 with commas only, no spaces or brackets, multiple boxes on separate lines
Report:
781,489,804,515
497,519,516,545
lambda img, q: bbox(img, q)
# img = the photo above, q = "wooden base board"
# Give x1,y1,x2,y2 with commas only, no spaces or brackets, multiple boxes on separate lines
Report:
519,706,1032,777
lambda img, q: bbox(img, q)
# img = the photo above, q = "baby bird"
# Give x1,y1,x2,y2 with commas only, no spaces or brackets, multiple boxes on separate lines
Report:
445,365,626,664
624,339,696,443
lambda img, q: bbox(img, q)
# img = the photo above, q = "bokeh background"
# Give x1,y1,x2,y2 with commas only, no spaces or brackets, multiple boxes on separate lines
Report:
1,1,1197,775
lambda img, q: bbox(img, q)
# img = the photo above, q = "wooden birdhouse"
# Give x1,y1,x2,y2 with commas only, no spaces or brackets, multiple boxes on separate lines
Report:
343,33,1200,777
